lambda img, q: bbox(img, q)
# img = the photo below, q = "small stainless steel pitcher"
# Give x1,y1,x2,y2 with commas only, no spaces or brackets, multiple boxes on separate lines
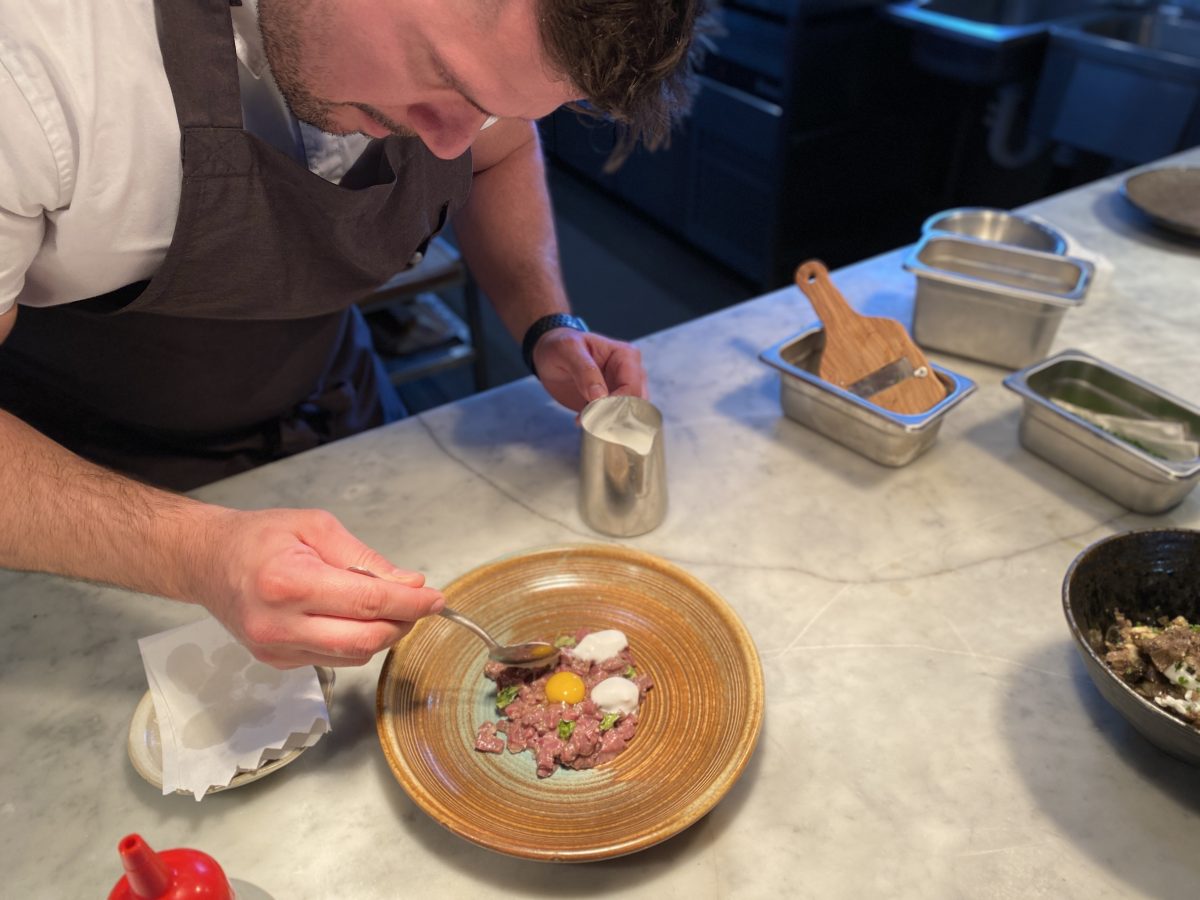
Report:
579,395,667,537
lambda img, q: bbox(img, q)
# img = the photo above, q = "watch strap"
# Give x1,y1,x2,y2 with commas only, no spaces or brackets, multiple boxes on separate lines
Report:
521,313,588,376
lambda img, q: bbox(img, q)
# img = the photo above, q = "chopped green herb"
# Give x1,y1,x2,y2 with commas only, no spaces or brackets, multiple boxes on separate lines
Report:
1180,676,1190,686
496,685,520,709
557,720,576,741
553,635,577,648
623,665,638,679
599,712,620,731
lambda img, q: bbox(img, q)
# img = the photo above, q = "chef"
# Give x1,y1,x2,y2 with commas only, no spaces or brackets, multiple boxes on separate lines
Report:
0,0,706,667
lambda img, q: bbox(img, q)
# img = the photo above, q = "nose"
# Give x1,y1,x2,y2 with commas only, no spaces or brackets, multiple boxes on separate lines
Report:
408,103,491,159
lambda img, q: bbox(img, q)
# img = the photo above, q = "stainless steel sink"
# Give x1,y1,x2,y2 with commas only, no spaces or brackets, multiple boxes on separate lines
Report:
886,0,1116,44
896,0,1104,32
883,0,1126,83
1067,9,1200,64
1029,8,1200,162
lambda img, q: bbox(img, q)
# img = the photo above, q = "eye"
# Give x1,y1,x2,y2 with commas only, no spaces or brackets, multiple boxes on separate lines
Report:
544,671,586,704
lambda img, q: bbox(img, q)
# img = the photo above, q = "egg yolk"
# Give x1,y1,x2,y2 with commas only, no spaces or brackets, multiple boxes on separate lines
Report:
544,671,586,705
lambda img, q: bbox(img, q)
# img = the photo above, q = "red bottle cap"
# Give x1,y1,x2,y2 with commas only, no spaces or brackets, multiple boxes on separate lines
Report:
109,833,234,900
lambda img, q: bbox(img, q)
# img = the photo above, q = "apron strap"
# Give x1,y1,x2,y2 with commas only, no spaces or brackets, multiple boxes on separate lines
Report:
155,0,244,130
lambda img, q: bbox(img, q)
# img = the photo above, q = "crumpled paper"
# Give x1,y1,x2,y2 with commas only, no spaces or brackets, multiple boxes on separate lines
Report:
138,616,330,800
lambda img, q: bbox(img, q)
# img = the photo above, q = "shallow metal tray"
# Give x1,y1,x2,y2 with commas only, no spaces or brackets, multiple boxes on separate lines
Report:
760,326,977,467
1003,350,1200,513
904,233,1093,369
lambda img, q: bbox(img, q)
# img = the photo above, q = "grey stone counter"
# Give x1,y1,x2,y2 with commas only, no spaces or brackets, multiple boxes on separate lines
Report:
3,149,1198,898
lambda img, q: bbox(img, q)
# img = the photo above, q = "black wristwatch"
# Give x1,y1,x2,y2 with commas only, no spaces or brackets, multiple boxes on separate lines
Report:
521,313,588,376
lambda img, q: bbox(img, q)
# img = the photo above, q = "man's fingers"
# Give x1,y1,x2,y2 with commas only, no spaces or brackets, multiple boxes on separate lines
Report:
578,337,646,400
246,603,424,668
563,340,608,402
291,511,427,587
295,615,417,661
603,352,648,399
345,577,445,622
346,560,425,587
294,565,445,621
255,649,375,670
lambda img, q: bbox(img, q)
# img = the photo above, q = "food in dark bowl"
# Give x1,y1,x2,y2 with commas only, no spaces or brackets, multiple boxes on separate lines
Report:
1063,528,1200,766
1101,611,1199,725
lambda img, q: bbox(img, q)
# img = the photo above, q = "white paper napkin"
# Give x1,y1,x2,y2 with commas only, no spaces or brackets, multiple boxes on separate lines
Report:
138,616,330,800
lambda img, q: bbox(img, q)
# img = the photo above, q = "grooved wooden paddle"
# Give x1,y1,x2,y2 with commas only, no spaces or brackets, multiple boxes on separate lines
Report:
795,260,947,415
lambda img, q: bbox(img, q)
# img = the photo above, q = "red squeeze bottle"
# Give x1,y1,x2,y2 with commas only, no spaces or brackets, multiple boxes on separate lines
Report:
109,833,234,899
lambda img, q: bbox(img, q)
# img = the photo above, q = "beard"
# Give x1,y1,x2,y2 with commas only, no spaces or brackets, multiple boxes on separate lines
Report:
257,0,416,139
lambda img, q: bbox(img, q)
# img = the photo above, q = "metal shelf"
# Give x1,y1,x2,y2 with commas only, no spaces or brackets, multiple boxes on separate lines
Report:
358,236,486,391
366,293,478,386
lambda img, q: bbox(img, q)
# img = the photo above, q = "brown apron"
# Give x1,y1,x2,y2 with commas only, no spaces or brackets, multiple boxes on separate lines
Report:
0,0,471,490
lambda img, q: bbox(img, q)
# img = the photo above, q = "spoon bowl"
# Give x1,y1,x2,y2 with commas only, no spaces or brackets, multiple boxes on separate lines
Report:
348,567,559,668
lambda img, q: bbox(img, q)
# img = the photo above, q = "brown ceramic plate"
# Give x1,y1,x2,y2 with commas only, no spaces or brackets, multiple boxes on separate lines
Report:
375,544,764,862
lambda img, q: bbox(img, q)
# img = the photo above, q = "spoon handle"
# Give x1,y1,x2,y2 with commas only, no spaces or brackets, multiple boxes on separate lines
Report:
438,606,500,651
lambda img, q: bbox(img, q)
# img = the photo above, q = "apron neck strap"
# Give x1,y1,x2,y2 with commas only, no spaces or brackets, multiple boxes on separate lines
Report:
155,0,244,129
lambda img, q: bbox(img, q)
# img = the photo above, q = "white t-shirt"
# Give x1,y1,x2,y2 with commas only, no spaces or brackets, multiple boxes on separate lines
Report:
0,0,370,314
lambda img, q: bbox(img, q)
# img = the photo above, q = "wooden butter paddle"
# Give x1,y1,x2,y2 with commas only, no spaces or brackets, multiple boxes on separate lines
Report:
795,259,947,415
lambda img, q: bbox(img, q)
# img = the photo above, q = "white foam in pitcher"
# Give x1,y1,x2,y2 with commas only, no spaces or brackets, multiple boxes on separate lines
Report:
585,399,658,455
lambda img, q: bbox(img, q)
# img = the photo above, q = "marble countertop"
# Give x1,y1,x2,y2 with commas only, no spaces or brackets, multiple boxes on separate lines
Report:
3,148,1199,899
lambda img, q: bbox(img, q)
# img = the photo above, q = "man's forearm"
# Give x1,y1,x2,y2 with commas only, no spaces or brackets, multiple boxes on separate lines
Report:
0,409,220,600
453,123,571,344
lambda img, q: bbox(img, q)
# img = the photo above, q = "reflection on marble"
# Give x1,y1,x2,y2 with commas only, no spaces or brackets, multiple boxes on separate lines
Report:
3,149,1199,898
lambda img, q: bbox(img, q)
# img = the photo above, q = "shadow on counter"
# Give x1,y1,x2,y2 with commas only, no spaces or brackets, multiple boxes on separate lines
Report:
368,714,767,890
1002,637,1200,897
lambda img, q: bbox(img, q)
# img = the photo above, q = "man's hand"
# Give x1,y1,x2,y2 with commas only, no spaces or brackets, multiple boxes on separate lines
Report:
191,506,445,669
0,343,444,672
532,328,648,413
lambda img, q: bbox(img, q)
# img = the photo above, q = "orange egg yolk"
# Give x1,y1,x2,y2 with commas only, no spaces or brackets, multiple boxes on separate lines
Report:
544,671,586,704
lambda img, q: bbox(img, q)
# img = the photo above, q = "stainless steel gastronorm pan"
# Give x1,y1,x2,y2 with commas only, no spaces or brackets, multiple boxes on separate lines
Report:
921,207,1068,255
1004,350,1200,513
760,326,977,467
903,234,1094,369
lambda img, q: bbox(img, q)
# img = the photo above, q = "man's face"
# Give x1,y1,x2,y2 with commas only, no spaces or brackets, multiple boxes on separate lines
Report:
259,0,577,159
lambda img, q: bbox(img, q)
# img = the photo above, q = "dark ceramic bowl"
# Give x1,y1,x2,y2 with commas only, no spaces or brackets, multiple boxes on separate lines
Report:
1063,529,1200,766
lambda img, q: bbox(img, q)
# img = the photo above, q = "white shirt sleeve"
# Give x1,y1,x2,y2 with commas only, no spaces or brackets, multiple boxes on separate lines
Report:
0,43,65,315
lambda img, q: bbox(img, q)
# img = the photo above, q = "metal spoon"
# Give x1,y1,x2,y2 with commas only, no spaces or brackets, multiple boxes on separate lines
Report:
347,567,559,668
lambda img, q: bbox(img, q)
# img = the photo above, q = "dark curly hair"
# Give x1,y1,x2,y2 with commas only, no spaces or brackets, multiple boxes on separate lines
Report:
536,0,715,170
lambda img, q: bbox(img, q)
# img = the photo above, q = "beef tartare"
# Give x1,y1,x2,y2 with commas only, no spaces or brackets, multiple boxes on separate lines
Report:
474,628,653,777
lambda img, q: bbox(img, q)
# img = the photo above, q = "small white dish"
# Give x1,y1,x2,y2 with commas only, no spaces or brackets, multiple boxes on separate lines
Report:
127,666,335,796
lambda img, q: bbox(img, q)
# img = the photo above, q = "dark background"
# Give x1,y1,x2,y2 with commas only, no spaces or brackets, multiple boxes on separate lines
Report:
396,0,1198,411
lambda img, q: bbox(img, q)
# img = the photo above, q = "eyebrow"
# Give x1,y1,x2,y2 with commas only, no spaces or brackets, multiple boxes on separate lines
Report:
430,51,498,119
